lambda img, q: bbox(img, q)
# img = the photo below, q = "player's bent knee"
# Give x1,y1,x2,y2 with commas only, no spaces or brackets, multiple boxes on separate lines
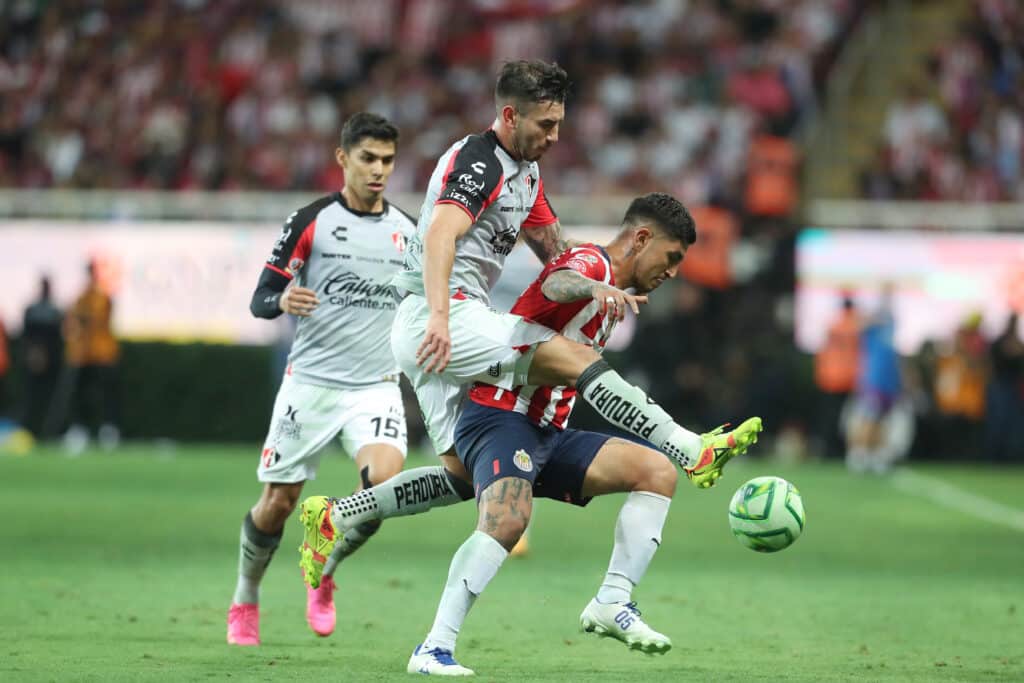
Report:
368,460,404,486
261,483,303,521
530,335,602,387
476,477,533,549
633,451,678,497
478,512,530,550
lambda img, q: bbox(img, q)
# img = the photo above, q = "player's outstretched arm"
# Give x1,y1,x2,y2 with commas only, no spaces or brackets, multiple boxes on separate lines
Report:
541,269,647,321
521,219,582,263
418,203,474,373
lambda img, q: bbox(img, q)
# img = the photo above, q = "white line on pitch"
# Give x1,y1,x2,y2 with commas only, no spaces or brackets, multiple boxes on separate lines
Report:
890,469,1024,532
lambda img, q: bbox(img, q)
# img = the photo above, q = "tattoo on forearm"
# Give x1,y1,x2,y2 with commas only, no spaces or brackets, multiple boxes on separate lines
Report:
542,269,595,303
523,220,578,263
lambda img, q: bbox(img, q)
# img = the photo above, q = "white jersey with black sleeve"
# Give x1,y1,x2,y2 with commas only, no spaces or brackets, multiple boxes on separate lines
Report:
258,192,417,389
390,129,558,304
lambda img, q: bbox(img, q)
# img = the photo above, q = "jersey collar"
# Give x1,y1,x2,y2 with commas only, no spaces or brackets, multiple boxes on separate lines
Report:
336,191,387,217
485,128,520,163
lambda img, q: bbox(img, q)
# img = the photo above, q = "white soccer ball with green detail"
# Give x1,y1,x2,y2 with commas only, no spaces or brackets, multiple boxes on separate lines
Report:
728,476,805,553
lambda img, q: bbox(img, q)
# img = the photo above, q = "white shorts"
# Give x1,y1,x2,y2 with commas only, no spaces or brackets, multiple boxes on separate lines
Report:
391,293,556,454
257,376,407,484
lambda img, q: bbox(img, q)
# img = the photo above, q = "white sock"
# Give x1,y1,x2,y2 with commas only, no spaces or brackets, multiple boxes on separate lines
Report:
422,531,508,653
578,361,702,467
846,446,869,473
331,466,472,531
232,512,281,605
596,492,671,605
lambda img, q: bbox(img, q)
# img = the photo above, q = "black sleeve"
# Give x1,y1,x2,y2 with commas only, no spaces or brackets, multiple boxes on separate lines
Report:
435,135,504,220
249,268,289,319
250,197,330,319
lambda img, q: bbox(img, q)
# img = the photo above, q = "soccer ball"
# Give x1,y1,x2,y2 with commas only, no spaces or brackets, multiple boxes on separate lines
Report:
728,476,805,553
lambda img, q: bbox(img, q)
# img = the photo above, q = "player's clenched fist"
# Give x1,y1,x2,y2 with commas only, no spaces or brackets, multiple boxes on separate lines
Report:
417,313,451,373
591,283,647,321
279,286,320,317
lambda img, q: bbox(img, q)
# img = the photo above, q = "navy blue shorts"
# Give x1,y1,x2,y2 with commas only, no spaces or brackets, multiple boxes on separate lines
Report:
454,400,611,507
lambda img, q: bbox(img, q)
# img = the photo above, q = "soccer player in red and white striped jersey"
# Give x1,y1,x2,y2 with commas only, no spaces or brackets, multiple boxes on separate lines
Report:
468,244,621,430
404,194,735,673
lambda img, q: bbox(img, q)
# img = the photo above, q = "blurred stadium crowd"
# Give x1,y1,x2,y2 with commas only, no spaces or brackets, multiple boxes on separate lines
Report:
0,0,853,202
861,0,1024,200
0,0,1021,463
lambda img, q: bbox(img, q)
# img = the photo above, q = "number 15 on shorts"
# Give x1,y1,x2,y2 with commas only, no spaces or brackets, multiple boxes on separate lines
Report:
371,416,403,439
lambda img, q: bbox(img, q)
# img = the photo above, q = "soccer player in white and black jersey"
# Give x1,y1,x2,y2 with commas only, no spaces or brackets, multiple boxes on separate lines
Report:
387,60,758,486
226,113,424,646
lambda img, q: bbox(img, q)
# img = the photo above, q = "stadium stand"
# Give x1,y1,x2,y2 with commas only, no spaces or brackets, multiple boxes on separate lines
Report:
859,0,1024,201
0,0,856,204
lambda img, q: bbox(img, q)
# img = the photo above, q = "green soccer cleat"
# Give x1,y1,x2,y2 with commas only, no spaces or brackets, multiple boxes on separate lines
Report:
298,495,338,590
686,417,763,489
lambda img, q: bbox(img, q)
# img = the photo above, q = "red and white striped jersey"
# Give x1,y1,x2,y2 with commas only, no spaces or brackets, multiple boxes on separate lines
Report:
468,244,616,429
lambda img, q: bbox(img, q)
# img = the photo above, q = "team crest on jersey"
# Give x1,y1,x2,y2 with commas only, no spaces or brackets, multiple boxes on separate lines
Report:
287,257,305,275
579,253,599,264
524,174,536,193
566,258,589,273
512,449,533,473
261,447,280,468
392,231,406,253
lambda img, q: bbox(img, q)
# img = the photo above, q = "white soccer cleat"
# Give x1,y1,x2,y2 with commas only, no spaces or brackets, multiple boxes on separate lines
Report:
407,644,475,676
579,599,672,654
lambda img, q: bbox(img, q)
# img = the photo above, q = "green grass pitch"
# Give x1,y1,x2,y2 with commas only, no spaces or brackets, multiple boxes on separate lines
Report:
2,445,1022,682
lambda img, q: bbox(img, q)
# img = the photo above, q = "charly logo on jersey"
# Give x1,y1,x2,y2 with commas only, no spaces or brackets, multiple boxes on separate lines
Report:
323,272,396,310
512,449,533,473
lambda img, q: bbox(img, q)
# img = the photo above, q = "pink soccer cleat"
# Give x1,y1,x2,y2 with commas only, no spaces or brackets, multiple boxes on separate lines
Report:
227,603,260,646
306,575,336,636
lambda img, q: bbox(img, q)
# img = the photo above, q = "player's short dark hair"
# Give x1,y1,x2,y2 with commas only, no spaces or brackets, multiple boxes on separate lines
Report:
622,193,697,246
495,60,571,110
340,112,399,151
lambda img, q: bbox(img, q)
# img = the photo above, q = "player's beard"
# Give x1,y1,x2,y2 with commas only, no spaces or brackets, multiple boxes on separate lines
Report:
513,129,545,162
526,139,549,161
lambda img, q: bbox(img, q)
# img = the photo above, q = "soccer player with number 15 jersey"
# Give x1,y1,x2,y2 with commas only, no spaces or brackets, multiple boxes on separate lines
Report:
227,113,427,646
